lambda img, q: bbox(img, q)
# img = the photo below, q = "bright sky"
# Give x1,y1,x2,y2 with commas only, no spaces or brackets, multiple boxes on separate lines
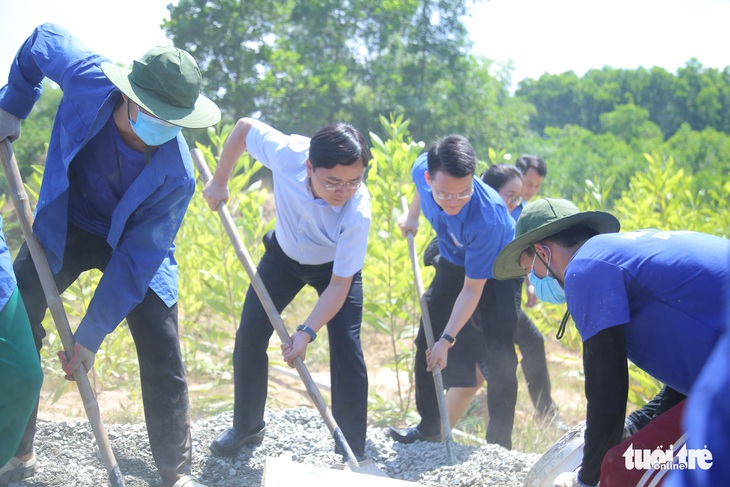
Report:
466,0,730,88
1,0,728,91
0,0,172,81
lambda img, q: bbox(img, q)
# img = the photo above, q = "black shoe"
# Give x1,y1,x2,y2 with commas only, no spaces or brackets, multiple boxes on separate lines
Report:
388,426,440,444
210,425,265,455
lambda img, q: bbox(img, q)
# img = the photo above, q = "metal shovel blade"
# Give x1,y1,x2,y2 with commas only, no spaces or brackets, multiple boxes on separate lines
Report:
331,458,389,477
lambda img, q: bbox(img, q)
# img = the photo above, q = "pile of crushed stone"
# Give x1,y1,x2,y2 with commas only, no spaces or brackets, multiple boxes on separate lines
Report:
11,407,540,486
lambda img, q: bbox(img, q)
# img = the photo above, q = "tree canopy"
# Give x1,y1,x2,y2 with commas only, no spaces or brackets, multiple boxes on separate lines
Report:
161,0,527,156
515,60,730,137
6,1,730,216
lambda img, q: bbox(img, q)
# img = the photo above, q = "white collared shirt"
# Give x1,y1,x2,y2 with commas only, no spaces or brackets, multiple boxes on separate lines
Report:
246,119,371,277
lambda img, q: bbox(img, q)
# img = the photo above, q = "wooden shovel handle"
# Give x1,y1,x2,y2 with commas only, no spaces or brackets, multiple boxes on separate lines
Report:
0,139,124,486
399,197,436,347
399,196,457,464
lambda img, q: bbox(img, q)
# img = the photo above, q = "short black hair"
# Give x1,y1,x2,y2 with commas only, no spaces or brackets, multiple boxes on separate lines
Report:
481,164,522,191
426,135,476,178
515,154,547,177
309,122,370,169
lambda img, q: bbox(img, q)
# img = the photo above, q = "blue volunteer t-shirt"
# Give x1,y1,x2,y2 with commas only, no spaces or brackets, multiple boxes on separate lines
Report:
68,114,147,237
412,153,514,279
565,229,729,395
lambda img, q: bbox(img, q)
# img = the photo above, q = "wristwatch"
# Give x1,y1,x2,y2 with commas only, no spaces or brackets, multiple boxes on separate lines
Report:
296,324,317,342
440,332,456,347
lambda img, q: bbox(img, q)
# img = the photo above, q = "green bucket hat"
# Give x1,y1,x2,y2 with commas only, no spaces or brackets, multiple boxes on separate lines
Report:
101,46,220,129
492,198,620,280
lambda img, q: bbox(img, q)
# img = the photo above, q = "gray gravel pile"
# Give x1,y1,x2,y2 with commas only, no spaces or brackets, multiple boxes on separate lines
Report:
13,407,539,486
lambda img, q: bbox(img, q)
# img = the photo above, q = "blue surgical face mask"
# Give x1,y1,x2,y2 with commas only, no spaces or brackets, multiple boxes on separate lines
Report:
529,247,566,304
128,102,182,146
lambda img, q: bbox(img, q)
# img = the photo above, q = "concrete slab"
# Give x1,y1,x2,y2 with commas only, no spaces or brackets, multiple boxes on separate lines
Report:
262,455,425,487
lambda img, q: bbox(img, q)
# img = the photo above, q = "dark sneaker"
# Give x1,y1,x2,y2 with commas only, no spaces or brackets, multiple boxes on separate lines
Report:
210,425,265,455
388,426,441,444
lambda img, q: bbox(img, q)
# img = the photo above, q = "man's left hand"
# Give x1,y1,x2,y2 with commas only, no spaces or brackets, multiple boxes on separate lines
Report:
57,343,95,381
426,339,449,372
552,471,595,487
281,332,310,367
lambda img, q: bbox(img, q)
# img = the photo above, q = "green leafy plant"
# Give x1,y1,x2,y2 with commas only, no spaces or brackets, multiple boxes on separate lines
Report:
175,125,272,382
362,114,428,422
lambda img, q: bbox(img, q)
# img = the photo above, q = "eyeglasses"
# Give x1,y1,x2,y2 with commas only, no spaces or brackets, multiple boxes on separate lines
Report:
433,188,473,200
312,171,362,191
128,100,176,127
501,193,523,206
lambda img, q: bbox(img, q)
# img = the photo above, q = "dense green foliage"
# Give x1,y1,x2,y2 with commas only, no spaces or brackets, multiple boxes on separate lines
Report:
508,60,730,204
161,0,529,158
516,60,730,137
162,2,730,209
11,2,730,212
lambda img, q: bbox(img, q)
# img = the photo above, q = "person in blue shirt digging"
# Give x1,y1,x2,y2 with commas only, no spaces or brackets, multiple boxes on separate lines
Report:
492,198,729,487
203,117,372,461
391,135,520,449
0,23,220,487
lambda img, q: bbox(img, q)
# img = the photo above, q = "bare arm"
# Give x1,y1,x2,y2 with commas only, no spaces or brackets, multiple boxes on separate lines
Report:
202,117,254,210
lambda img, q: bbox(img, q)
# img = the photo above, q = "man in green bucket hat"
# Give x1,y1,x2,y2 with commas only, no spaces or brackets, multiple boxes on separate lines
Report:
0,23,220,487
493,198,728,487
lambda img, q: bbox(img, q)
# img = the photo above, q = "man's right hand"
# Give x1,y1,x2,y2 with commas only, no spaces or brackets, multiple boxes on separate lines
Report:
58,343,96,381
281,331,311,367
202,179,229,211
0,108,21,142
397,211,419,237
425,339,449,372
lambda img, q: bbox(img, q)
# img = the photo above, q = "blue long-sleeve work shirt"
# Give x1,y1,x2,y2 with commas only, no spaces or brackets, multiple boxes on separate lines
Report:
0,23,195,352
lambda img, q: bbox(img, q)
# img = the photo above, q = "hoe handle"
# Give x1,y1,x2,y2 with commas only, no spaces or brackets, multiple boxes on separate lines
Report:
0,139,125,486
400,196,457,465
